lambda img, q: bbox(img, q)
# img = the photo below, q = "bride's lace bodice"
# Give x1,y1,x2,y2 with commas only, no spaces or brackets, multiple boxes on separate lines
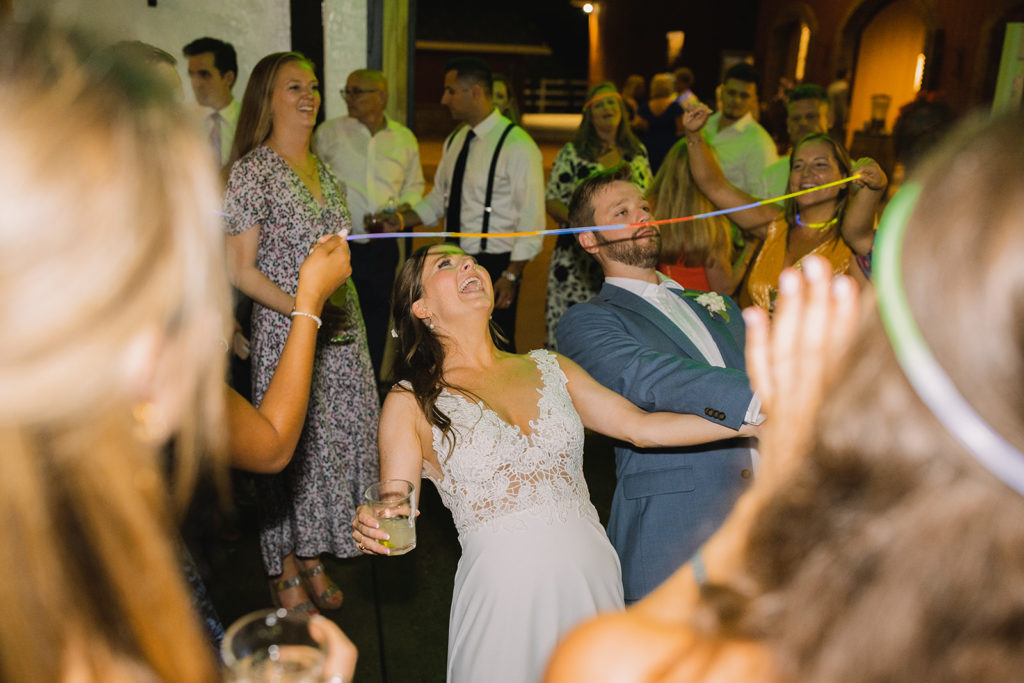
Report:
422,349,597,536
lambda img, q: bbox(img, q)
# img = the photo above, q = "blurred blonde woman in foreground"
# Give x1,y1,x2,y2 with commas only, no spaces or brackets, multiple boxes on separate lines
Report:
0,19,351,681
547,113,1024,681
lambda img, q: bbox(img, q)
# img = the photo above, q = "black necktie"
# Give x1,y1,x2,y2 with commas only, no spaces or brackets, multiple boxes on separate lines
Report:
445,129,475,235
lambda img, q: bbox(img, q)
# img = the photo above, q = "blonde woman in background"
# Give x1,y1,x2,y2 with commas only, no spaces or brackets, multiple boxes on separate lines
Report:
0,19,353,682
647,137,750,294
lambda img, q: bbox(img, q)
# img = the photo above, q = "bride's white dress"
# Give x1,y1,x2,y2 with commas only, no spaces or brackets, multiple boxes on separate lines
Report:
422,349,624,683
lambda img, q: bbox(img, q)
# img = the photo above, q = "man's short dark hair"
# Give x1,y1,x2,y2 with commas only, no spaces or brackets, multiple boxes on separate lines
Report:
789,83,827,105
567,164,633,229
723,62,761,95
444,56,493,96
182,37,237,77
674,67,694,89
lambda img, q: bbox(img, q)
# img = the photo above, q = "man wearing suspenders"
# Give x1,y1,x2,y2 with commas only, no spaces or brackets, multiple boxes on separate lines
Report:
385,57,544,350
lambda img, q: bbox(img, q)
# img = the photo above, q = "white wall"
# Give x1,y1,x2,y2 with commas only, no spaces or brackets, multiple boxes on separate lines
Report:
323,0,368,119
13,0,370,119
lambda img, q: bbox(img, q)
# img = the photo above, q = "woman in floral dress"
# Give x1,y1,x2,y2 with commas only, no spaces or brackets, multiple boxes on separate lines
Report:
224,52,379,612
544,82,652,350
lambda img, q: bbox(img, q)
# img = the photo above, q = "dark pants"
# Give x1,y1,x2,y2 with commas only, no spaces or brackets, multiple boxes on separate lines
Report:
473,251,517,352
230,289,253,401
350,239,399,380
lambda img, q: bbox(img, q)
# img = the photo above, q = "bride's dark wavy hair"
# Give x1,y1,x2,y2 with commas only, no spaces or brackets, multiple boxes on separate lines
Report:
387,244,503,456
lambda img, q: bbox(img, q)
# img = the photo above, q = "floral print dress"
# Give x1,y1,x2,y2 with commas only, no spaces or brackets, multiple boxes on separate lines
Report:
225,145,379,574
544,142,653,350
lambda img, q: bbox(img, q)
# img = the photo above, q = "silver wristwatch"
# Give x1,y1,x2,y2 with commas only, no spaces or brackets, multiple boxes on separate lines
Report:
501,271,520,283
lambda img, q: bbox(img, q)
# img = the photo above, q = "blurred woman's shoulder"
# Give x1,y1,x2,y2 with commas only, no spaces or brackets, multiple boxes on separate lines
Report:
545,611,779,683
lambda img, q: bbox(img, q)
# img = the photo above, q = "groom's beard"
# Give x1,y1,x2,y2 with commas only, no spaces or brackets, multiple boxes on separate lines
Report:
593,226,661,269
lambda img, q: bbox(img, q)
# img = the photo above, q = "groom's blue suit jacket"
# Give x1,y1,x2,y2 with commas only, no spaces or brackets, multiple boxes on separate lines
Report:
557,282,755,602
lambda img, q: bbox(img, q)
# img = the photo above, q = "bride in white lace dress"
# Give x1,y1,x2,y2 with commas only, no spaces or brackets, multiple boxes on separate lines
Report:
353,243,754,682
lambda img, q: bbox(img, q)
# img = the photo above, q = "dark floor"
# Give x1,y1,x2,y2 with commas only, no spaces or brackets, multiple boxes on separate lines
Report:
192,432,618,682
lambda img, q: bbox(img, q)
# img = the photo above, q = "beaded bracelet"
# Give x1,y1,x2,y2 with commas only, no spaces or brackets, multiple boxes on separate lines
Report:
290,310,322,329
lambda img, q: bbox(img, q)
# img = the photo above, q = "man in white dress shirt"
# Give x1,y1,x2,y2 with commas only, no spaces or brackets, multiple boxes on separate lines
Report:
557,168,760,602
313,68,425,380
183,37,240,169
760,84,832,203
386,57,545,350
702,62,778,196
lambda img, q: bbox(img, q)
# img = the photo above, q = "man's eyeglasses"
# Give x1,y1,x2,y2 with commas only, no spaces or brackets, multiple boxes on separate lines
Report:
341,87,380,97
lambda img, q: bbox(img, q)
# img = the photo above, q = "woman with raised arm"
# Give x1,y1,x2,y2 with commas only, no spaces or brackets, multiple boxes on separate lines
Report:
224,51,379,614
683,102,885,310
351,242,755,683
544,82,652,349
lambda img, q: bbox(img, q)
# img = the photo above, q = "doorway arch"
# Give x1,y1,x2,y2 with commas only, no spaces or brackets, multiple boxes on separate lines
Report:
763,3,819,92
836,0,937,145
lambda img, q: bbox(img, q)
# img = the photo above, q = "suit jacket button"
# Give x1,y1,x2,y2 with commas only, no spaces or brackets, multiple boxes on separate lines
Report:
741,469,752,479
705,408,713,416
718,411,726,420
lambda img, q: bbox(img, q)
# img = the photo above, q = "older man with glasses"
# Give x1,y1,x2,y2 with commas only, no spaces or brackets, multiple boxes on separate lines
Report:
313,68,425,384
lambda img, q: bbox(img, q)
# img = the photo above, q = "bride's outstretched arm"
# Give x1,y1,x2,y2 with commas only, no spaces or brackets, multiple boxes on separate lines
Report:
559,355,759,447
352,388,427,556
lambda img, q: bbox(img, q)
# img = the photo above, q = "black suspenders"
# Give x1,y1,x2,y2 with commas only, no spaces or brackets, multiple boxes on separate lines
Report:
445,122,517,251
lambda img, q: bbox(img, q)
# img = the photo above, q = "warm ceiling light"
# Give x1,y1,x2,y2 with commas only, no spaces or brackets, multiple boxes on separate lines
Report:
583,2,594,13
795,24,810,82
914,53,926,93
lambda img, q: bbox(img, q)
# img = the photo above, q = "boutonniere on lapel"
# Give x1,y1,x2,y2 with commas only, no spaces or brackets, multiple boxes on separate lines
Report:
686,291,730,322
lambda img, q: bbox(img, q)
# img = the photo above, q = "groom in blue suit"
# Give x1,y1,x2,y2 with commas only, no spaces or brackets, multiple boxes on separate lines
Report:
557,168,760,603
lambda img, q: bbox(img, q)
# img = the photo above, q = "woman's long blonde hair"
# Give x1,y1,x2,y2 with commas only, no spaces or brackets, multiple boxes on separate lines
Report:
648,138,733,268
0,19,230,682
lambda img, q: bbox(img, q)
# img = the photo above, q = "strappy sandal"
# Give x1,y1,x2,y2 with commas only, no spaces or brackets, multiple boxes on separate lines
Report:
270,575,320,616
299,561,344,610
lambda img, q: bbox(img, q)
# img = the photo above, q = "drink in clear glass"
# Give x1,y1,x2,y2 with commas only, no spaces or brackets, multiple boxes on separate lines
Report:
364,479,417,555
222,609,325,682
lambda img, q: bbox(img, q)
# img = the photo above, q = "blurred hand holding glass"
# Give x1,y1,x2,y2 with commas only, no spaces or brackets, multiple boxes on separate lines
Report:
222,609,326,682
364,479,417,555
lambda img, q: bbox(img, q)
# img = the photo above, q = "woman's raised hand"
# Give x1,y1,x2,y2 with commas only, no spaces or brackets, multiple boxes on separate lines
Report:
850,157,887,192
682,103,712,134
742,256,860,481
296,233,352,310
308,616,358,683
